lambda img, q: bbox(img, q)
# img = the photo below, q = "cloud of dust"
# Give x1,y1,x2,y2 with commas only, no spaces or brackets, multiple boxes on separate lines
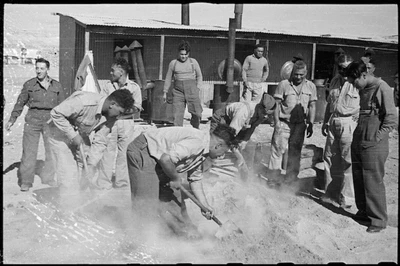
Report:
84,198,226,263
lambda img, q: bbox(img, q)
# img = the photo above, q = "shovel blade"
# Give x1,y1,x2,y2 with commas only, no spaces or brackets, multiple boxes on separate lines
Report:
215,220,243,239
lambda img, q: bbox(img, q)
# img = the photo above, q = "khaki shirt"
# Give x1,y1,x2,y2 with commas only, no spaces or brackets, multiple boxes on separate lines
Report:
50,91,115,166
225,101,257,135
274,79,317,122
9,76,65,124
327,81,360,117
143,127,210,182
103,78,142,111
50,91,109,141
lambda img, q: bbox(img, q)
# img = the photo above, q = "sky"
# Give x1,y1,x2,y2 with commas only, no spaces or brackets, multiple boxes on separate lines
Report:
3,3,398,40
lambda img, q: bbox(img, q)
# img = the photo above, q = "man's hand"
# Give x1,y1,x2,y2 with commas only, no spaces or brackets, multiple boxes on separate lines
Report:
306,122,314,138
6,121,14,131
162,92,167,103
70,134,84,148
322,123,329,137
168,179,182,190
238,141,248,151
352,113,359,123
201,205,214,220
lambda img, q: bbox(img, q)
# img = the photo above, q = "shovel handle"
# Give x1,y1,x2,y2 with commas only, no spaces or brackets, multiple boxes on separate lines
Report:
179,184,223,226
79,143,88,170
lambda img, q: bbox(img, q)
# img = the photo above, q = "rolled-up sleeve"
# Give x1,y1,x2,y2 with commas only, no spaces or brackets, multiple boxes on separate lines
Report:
187,165,203,182
273,81,285,100
131,84,142,111
50,96,84,140
309,83,318,102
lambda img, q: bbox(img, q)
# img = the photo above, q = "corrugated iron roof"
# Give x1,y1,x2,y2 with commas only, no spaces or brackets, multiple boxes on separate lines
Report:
55,12,398,44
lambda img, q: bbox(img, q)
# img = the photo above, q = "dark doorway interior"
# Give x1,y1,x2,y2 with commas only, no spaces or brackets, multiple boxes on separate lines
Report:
315,50,336,82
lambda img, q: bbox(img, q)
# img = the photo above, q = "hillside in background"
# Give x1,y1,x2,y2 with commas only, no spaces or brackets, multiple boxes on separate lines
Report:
4,5,59,67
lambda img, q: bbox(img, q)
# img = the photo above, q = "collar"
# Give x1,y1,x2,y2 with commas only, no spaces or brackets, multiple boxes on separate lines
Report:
36,76,52,84
96,96,107,116
113,77,131,89
92,96,108,132
252,54,264,60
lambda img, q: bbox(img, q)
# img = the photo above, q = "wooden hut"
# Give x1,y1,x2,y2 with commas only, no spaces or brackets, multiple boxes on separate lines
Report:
54,13,398,122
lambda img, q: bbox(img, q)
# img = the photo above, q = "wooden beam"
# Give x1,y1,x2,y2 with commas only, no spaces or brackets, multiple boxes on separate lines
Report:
311,43,316,80
85,31,90,53
159,35,165,80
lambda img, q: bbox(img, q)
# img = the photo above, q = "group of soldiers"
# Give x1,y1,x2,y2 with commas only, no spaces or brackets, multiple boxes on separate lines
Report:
6,42,398,235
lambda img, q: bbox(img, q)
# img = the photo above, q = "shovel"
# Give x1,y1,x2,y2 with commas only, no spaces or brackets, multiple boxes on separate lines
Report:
179,184,243,239
77,143,90,190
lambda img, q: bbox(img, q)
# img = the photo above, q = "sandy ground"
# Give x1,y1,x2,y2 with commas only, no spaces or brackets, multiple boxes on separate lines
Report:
2,63,398,264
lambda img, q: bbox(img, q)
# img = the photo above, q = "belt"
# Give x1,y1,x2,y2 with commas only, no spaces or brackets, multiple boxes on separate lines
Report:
174,79,196,83
359,109,378,115
331,113,352,118
30,107,52,111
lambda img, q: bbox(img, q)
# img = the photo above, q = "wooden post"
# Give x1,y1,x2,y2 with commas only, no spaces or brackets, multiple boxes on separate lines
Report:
234,4,243,29
311,43,316,80
226,18,236,93
181,4,190,25
84,31,90,53
159,35,165,80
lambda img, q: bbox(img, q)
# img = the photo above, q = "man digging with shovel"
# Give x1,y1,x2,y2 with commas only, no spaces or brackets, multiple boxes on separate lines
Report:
47,89,135,195
126,123,241,239
210,93,276,179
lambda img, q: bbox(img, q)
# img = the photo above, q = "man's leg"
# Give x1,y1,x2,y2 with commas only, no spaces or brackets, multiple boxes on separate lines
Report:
351,140,367,215
172,82,186,127
249,82,265,103
340,119,356,201
114,119,135,187
47,124,79,189
324,120,344,201
285,122,307,182
185,80,202,129
97,123,117,190
18,120,41,189
127,134,159,201
361,138,389,228
40,122,56,184
268,121,290,181
322,125,334,192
